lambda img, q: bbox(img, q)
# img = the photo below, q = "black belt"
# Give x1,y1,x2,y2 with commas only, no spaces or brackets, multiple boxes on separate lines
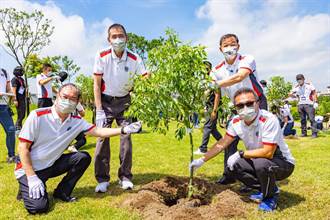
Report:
101,93,130,100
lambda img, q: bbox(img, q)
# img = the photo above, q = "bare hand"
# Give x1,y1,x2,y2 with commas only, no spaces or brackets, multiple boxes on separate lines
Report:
210,110,217,121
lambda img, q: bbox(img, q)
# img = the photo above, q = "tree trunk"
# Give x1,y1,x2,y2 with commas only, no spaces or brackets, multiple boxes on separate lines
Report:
188,131,194,198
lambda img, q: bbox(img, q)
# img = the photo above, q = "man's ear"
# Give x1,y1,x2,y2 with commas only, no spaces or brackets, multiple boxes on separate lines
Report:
237,44,240,50
219,46,223,53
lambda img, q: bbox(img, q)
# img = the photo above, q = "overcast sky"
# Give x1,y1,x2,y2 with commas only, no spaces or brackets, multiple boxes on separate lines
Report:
1,0,329,92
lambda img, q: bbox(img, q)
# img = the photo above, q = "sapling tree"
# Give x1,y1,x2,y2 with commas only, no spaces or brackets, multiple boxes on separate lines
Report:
126,29,210,198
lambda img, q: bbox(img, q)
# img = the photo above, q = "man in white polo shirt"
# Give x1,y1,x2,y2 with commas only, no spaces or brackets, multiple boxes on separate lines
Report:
279,106,296,137
36,63,60,108
16,83,142,214
210,34,268,186
289,74,318,138
93,23,148,192
190,88,295,212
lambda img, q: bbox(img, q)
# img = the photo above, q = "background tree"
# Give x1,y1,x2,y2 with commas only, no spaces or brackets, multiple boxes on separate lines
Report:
126,29,209,198
267,76,293,109
0,8,54,113
75,74,94,109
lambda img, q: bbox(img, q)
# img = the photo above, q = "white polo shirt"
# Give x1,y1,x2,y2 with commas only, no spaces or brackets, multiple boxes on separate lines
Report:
291,83,315,105
0,68,10,105
16,106,95,176
280,107,294,123
36,73,53,99
93,46,147,97
226,109,295,165
210,54,264,103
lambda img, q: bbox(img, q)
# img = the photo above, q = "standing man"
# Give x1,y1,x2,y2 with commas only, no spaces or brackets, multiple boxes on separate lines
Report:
36,63,59,108
289,74,318,138
11,66,27,132
195,61,222,155
93,23,148,192
15,83,142,214
190,88,295,212
211,34,268,185
0,68,16,163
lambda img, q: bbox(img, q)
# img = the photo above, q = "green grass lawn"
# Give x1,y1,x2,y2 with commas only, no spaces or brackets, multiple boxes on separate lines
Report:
0,109,330,219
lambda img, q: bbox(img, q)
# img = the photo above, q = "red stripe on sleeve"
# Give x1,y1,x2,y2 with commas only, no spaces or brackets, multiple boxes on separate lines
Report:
262,142,277,146
226,132,235,138
85,125,96,132
94,73,103,76
240,67,253,74
19,137,33,144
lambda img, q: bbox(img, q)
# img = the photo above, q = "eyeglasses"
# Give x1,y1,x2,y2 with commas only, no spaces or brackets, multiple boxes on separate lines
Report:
59,94,78,102
235,101,255,110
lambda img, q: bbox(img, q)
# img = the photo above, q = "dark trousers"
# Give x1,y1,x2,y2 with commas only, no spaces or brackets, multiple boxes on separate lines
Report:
37,98,53,108
199,112,222,152
228,157,294,198
15,97,26,129
17,152,91,214
94,94,132,183
0,105,15,157
283,122,296,136
73,132,87,150
223,94,268,178
298,104,317,135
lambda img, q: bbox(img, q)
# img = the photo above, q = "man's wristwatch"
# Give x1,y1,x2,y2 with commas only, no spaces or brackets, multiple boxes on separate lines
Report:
239,150,244,158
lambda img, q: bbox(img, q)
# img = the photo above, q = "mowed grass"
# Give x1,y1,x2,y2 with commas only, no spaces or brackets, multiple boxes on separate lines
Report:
0,109,330,220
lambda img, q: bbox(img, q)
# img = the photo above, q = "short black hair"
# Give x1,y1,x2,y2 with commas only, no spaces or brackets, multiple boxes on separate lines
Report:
42,63,52,70
296,74,305,80
108,23,127,37
233,87,259,105
58,83,81,100
203,60,212,69
219,34,239,46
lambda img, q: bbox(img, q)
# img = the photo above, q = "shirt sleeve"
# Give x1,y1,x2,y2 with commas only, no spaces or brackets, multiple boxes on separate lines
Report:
93,51,104,75
18,111,38,144
80,119,96,133
238,55,256,74
309,83,316,91
11,78,18,88
261,116,281,145
135,56,147,76
226,119,238,138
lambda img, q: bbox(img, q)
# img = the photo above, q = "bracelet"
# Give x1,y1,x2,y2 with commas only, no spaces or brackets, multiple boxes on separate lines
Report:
239,150,244,158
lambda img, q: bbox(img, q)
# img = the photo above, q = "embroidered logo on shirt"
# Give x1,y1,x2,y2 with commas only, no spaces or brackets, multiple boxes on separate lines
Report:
67,127,72,131
125,66,129,72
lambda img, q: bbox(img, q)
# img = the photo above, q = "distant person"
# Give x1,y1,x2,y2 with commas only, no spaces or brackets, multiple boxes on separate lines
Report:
283,100,291,112
0,68,16,163
279,106,296,137
315,115,324,131
289,74,318,138
190,88,295,212
259,80,268,96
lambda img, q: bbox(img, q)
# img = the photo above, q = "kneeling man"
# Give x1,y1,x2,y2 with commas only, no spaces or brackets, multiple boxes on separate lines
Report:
190,87,295,212
15,83,141,214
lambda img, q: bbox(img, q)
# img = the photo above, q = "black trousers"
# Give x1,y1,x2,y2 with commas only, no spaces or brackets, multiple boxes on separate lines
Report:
223,94,268,178
15,97,26,129
37,98,53,108
73,132,87,149
199,111,222,152
228,157,294,198
298,104,317,135
17,152,91,214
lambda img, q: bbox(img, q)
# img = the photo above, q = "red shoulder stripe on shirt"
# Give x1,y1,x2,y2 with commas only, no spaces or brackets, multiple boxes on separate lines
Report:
100,49,112,58
226,132,235,138
262,142,277,146
239,55,246,60
215,61,225,70
85,124,96,132
72,115,82,119
233,118,240,124
240,67,253,74
259,116,267,123
19,137,33,144
36,109,52,117
127,52,137,61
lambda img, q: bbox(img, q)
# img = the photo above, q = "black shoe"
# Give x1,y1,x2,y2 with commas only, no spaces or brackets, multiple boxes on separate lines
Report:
300,134,307,137
53,191,77,202
311,134,318,138
216,175,236,185
239,185,253,193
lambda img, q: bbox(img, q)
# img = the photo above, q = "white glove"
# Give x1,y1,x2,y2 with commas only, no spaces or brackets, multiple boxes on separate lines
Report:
27,175,45,199
96,110,106,127
52,75,61,81
189,158,205,172
122,121,142,134
313,102,318,109
227,151,241,171
76,102,84,112
208,81,218,90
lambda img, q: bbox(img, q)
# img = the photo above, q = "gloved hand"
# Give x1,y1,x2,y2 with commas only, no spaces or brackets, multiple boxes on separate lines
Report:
208,81,218,90
122,121,142,134
189,158,205,172
227,151,240,171
27,175,45,199
96,109,106,127
52,75,61,81
313,102,318,109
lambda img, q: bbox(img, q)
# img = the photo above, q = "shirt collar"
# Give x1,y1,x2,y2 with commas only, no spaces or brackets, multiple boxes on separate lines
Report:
242,110,260,128
111,47,127,61
51,105,72,124
224,53,241,67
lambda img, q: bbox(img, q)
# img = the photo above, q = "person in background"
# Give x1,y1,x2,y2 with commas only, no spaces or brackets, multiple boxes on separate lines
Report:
259,80,268,96
279,106,297,138
315,115,324,131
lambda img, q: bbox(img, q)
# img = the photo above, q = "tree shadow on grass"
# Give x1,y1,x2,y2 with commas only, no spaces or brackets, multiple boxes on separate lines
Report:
277,190,305,210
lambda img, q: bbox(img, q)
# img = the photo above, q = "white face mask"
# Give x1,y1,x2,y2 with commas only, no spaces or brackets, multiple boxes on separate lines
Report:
222,46,238,60
238,106,257,122
57,98,77,114
297,79,304,86
111,37,126,53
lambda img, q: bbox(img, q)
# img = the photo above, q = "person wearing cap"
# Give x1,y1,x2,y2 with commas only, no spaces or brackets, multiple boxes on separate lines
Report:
279,106,297,137
15,83,142,214
194,61,222,155
36,63,60,108
210,33,268,186
289,74,318,138
93,23,148,192
259,80,268,96
190,87,295,212
0,68,16,163
11,66,27,132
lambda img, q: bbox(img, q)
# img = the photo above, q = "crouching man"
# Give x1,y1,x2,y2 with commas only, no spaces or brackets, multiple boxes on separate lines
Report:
190,88,295,212
15,83,141,214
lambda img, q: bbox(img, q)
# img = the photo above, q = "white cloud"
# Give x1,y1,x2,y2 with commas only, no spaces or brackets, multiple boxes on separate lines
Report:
196,0,330,91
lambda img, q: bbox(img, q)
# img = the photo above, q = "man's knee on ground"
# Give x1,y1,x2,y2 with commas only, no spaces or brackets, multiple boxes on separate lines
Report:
26,198,49,214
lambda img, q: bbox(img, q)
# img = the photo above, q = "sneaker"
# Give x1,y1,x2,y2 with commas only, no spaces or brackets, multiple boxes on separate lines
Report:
311,134,318,138
258,195,278,212
194,148,206,155
250,186,280,203
6,156,17,163
95,182,109,193
67,145,78,153
119,177,134,190
300,134,307,137
239,185,253,193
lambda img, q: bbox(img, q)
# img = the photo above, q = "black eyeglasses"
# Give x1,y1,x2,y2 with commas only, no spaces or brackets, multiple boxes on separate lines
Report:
235,101,255,110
